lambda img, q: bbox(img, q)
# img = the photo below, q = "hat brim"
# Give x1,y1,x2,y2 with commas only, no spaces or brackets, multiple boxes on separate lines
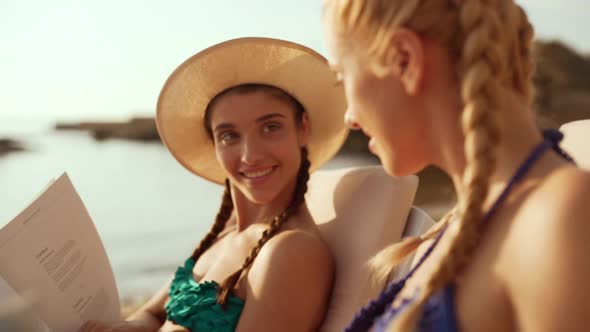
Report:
156,37,349,184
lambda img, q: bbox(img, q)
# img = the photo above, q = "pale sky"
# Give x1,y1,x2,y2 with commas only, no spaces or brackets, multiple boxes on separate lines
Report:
1,0,588,120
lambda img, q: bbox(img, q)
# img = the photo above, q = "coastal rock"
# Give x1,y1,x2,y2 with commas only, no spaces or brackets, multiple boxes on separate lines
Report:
52,41,590,147
0,138,25,157
534,41,590,127
49,41,589,219
55,117,160,142
339,40,590,218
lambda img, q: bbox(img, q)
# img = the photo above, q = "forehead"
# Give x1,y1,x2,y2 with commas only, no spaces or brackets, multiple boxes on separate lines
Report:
209,90,295,125
325,35,364,71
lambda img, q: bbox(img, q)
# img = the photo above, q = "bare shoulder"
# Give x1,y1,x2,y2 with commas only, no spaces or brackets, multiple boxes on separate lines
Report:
250,229,334,279
247,228,335,299
506,166,590,254
522,166,590,232
238,230,334,331
541,165,590,200
259,203,333,269
502,166,590,330
535,165,590,252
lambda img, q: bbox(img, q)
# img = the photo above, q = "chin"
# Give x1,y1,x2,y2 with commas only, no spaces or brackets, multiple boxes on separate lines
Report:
380,153,417,178
382,163,405,177
372,149,395,176
243,190,276,205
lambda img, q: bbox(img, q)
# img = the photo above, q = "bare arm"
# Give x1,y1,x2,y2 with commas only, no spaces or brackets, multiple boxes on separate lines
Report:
79,279,170,332
507,168,590,331
125,279,171,327
235,231,335,332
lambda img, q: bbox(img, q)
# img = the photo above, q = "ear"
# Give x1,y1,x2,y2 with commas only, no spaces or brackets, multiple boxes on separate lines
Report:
298,112,311,147
375,28,425,96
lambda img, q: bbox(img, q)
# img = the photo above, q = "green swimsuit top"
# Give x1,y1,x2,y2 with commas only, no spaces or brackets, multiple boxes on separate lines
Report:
165,258,245,332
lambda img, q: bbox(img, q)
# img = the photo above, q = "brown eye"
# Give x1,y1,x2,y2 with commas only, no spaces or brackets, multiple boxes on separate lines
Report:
263,122,282,133
218,131,239,144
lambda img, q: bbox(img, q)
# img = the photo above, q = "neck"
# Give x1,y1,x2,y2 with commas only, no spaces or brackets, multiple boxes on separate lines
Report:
432,97,562,209
230,177,298,231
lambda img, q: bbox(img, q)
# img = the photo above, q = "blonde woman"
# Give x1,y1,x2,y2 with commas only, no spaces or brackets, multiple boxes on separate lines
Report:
80,38,347,332
323,1,590,331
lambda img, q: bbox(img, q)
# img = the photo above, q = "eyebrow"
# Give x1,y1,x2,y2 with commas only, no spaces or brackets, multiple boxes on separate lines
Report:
213,113,286,132
213,123,235,132
256,113,286,123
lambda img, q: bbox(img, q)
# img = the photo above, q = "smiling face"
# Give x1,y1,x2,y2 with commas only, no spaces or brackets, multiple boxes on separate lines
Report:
325,26,431,177
206,87,308,205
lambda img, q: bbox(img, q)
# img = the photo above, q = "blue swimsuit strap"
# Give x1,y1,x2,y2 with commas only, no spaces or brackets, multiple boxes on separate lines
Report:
345,129,574,332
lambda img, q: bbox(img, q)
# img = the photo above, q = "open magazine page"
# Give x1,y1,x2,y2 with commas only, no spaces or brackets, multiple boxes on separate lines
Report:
0,173,120,332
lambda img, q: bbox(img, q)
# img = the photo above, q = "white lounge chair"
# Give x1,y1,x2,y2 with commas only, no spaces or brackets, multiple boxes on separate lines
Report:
560,120,590,169
306,166,434,332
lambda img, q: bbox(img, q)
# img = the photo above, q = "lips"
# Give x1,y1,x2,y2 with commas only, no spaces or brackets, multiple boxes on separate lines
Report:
358,127,377,153
360,126,373,140
368,137,377,154
239,166,278,183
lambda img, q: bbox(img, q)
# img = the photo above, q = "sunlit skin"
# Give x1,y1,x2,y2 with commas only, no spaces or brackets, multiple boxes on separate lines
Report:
325,18,590,332
210,91,308,226
324,24,457,180
79,90,334,332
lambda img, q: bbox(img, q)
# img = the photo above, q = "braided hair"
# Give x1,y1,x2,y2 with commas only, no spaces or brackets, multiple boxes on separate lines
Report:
194,83,312,306
324,0,536,330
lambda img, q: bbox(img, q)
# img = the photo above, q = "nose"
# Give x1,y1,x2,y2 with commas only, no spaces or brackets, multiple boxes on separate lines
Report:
344,109,361,130
240,137,264,165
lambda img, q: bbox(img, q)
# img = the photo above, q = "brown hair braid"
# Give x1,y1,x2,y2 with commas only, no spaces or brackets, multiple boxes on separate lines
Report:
198,83,310,307
190,179,234,261
217,147,311,306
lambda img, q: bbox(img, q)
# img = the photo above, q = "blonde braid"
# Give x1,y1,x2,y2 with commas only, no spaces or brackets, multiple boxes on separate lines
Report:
512,3,535,102
388,1,504,330
326,0,534,329
369,207,456,286
327,0,447,289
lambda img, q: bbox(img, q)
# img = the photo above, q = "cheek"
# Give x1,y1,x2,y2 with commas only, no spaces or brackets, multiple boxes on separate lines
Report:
376,114,429,176
374,109,415,152
274,137,301,164
269,136,301,174
215,146,239,172
369,80,419,140
347,73,387,120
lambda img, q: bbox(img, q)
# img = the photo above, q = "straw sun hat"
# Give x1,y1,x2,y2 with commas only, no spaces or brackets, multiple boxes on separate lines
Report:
156,37,349,184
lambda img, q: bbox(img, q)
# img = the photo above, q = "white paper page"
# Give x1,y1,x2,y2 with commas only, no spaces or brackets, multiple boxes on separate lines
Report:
0,173,120,332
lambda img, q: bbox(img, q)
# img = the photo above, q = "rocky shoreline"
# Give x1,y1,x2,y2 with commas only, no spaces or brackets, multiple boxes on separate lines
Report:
36,40,590,219
0,138,25,157
54,117,159,142
54,41,590,144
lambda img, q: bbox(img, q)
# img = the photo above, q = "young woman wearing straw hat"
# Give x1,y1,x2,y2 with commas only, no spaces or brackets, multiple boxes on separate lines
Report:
323,1,590,331
80,37,348,332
